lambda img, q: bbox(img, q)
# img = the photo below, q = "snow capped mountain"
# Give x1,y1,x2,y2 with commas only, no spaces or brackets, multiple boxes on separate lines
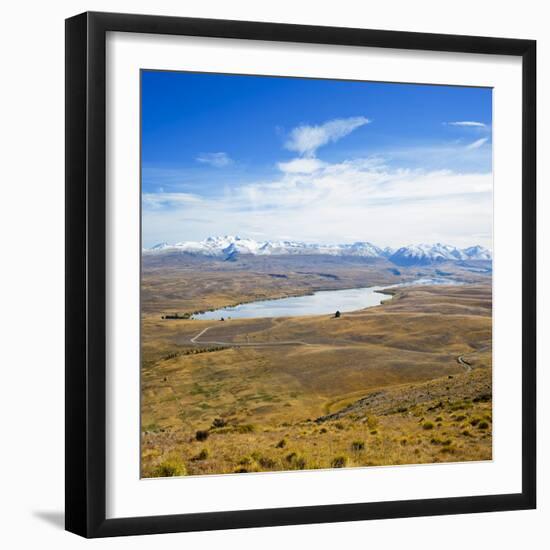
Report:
390,243,462,266
381,246,395,258
144,236,492,265
150,242,172,251
258,240,312,255
389,243,490,266
344,242,384,257
463,245,492,261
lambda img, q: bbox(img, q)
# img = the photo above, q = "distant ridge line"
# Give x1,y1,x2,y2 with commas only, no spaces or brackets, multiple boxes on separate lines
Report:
144,235,492,266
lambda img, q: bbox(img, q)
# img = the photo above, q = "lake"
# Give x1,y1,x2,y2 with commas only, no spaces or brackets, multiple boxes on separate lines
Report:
192,277,460,320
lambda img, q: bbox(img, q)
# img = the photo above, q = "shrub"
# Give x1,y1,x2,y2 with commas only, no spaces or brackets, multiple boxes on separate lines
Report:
366,417,379,430
473,393,491,403
196,448,209,460
320,427,327,434
211,418,227,429
462,430,472,437
335,422,345,430
152,459,186,477
478,421,489,430
285,452,306,470
435,416,443,422
397,406,408,413
331,455,349,468
470,417,481,426
239,456,254,466
422,421,434,430
351,440,365,451
455,415,467,422
276,438,287,449
258,456,278,469
195,430,209,441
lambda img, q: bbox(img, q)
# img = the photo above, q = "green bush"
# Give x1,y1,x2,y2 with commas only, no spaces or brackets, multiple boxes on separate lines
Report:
351,440,365,451
478,421,490,430
422,421,434,430
276,438,287,449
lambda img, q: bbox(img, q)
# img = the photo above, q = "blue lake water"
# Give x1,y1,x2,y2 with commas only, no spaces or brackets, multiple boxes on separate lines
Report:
192,277,460,320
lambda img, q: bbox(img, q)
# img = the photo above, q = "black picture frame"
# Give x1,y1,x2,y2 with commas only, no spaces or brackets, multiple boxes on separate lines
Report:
65,11,536,538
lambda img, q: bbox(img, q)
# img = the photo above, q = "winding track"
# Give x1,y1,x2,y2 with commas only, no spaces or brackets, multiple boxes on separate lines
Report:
457,354,473,372
456,344,491,372
190,326,311,347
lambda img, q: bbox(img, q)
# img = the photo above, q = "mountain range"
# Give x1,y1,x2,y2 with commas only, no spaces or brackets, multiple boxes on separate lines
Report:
145,236,492,266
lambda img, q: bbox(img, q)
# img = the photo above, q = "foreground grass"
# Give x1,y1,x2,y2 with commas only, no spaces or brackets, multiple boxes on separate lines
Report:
142,367,492,477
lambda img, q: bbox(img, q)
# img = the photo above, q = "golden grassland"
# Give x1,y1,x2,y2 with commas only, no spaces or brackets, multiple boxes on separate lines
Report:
141,259,492,477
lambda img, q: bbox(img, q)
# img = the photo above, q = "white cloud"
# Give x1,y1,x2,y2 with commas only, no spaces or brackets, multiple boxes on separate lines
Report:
143,155,492,249
196,152,233,167
277,158,326,174
466,137,489,150
285,116,370,157
448,121,487,128
142,192,202,209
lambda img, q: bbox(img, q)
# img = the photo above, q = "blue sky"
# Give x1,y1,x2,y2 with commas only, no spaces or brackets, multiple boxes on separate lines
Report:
142,70,493,248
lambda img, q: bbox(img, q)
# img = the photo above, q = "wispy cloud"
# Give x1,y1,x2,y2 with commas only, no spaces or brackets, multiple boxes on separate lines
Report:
466,137,489,150
143,153,492,248
277,158,326,174
447,121,487,128
196,152,233,167
285,116,370,157
142,192,202,209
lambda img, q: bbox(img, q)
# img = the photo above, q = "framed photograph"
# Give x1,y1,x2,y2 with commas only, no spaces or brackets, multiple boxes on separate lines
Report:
65,11,536,537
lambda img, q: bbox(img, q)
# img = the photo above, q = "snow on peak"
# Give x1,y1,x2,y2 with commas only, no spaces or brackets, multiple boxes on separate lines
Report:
144,236,492,264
